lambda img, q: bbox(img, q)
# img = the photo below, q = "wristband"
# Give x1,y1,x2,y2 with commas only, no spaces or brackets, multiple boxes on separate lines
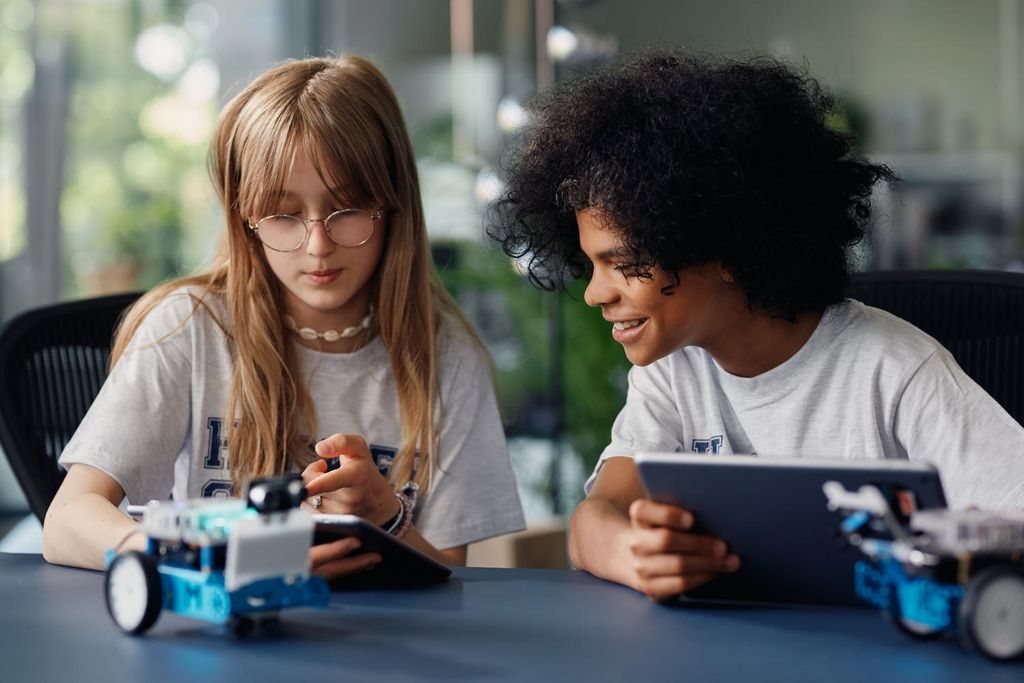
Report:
380,504,402,532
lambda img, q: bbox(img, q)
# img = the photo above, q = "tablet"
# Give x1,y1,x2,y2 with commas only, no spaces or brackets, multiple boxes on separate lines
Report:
312,513,452,588
634,453,947,606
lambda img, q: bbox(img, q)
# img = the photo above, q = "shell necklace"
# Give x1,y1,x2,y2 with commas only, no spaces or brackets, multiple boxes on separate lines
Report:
284,305,374,342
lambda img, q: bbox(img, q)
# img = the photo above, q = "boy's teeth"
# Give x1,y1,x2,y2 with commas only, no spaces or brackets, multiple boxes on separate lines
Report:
613,319,644,331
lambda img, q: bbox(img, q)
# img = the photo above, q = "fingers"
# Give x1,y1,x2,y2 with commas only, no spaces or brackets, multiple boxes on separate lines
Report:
304,434,375,497
303,466,375,498
299,499,325,513
630,548,739,603
630,499,693,530
302,459,328,486
633,551,739,579
309,538,382,578
299,487,373,514
629,525,727,557
625,498,741,602
310,537,363,565
314,554,382,578
315,433,371,461
637,574,718,602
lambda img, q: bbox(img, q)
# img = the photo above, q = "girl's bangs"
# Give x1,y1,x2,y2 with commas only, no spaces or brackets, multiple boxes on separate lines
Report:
236,119,300,221
303,120,397,212
233,61,404,219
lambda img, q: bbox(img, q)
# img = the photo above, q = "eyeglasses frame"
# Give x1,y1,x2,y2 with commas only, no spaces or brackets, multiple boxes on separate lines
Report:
248,207,385,253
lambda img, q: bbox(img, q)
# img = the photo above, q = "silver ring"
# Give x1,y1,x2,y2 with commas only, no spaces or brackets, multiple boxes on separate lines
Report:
311,495,323,510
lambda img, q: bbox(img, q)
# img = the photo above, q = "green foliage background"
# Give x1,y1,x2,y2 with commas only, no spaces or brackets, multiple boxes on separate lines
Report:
437,241,630,473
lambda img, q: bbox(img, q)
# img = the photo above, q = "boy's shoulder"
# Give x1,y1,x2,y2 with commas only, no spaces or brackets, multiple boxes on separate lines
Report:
647,298,947,377
831,299,947,366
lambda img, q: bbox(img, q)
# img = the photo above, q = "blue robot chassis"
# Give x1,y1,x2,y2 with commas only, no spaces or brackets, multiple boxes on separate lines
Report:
104,475,329,636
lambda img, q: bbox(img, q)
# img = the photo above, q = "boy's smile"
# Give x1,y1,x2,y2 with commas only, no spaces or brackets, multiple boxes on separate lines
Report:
610,317,648,343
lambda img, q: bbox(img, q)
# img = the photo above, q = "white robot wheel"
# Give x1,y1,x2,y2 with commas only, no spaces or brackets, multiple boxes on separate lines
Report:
959,566,1024,661
105,551,162,635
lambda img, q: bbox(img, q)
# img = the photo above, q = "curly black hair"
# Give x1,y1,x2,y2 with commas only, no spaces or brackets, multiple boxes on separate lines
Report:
488,49,896,321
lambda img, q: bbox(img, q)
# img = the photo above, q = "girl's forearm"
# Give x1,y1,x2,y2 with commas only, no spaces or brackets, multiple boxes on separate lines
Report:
398,526,466,566
42,493,143,570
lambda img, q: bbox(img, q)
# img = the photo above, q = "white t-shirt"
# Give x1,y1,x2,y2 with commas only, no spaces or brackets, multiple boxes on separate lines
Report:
588,300,1024,510
60,288,526,549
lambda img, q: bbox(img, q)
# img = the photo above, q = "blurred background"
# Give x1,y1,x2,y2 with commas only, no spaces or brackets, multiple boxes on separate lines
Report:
2,0,1023,564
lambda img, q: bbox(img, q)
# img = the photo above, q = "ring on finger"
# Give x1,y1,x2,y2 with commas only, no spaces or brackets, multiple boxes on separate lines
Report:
311,494,323,510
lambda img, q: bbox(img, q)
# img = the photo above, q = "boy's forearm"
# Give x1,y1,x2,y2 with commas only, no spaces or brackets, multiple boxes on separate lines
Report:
43,493,142,570
569,497,637,589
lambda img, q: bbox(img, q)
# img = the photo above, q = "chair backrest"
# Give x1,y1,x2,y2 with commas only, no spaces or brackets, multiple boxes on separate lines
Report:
846,270,1024,425
0,293,141,522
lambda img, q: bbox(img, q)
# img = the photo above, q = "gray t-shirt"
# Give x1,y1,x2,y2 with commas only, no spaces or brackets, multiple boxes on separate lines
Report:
588,300,1024,510
60,288,526,549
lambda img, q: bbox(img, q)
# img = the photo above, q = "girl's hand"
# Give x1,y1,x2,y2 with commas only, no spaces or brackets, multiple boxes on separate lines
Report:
300,433,401,526
626,499,741,602
308,537,381,579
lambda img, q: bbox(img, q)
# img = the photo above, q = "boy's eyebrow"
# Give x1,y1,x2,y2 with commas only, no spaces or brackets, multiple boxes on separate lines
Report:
594,246,631,261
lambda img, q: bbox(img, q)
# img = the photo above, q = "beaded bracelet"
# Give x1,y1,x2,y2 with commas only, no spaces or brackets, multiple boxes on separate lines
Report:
383,481,418,539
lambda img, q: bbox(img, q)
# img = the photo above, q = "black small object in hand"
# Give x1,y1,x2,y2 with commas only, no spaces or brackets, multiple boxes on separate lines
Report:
246,474,307,513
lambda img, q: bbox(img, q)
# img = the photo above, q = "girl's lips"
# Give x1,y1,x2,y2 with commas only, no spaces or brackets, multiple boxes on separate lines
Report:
611,318,648,343
304,269,341,285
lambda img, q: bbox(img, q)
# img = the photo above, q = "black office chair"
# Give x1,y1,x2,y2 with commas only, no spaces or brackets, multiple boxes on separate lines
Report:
0,292,141,522
846,270,1024,425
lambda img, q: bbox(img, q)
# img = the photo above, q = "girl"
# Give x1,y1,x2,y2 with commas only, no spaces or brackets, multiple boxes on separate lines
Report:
42,56,525,577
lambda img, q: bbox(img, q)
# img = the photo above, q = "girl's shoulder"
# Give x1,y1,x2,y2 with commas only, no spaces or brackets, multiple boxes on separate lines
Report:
435,312,490,375
126,285,230,349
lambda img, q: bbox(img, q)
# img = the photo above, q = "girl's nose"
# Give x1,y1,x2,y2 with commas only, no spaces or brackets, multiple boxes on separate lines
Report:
305,219,336,256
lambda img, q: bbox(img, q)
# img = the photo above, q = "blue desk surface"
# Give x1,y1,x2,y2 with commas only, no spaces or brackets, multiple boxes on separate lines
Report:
0,552,1020,682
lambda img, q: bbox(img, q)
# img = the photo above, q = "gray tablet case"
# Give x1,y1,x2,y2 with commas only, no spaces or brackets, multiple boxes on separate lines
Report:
635,454,947,606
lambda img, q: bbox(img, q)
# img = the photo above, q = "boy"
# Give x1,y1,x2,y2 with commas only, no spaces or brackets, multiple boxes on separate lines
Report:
489,50,1024,601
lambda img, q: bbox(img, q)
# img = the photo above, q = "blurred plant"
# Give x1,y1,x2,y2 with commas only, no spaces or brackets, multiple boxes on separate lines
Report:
56,1,217,296
827,91,871,153
558,278,630,471
436,240,628,473
100,198,183,286
434,240,550,429
0,0,34,264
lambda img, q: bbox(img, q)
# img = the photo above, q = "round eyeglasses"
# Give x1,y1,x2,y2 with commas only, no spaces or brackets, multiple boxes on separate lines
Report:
248,208,384,252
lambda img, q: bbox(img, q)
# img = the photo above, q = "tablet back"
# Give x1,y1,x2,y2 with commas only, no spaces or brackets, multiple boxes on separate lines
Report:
635,454,947,606
313,514,452,588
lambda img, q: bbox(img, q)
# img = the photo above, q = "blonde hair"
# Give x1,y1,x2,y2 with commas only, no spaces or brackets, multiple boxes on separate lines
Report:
111,56,482,496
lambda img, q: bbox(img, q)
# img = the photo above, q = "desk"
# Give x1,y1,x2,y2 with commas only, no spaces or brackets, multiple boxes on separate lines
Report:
0,553,1020,682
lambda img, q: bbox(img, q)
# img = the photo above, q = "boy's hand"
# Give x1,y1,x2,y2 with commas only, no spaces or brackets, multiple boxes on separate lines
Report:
300,433,401,526
627,499,740,602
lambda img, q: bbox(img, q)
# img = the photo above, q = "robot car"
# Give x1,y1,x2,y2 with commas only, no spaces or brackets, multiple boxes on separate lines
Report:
824,481,1024,661
104,474,329,636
